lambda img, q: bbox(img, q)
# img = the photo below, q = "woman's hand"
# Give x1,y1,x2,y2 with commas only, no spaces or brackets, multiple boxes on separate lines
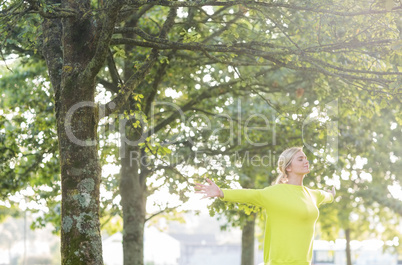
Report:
194,178,224,199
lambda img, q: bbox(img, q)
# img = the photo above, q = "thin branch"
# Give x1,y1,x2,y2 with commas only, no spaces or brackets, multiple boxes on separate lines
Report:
145,205,181,222
139,135,192,186
144,55,171,116
250,87,282,113
111,29,400,82
265,14,303,52
111,36,397,87
107,49,123,87
0,49,13,72
100,8,178,118
187,107,282,127
149,160,183,175
202,11,244,44
25,1,76,18
303,55,402,76
149,17,162,32
111,28,282,60
302,39,396,53
117,4,153,23
300,56,392,85
0,1,24,16
111,35,288,54
142,77,259,139
100,49,159,118
122,0,402,16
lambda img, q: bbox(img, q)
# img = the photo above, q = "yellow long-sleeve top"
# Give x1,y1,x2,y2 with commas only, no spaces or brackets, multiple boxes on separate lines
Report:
221,184,334,265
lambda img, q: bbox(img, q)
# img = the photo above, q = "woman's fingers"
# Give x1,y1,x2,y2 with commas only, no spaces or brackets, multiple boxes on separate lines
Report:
194,183,206,190
194,178,219,199
194,179,213,190
326,186,336,197
206,178,216,186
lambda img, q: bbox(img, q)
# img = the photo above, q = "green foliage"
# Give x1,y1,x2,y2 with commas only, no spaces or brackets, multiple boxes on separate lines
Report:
0,59,61,232
112,46,127,59
180,29,202,43
0,0,401,261
0,205,21,223
0,60,59,197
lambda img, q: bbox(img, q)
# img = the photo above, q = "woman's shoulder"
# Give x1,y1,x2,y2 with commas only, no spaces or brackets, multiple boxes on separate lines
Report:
304,186,326,197
262,184,286,192
304,186,319,192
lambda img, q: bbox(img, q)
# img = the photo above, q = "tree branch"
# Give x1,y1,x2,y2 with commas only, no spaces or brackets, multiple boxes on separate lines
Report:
41,6,63,121
97,78,119,94
264,13,302,52
300,56,393,85
159,7,177,39
111,35,398,87
144,56,171,116
0,1,25,17
81,1,124,82
107,49,123,87
25,1,76,18
100,7,179,118
142,78,247,139
111,28,281,60
122,0,402,16
202,11,244,44
303,39,396,53
303,55,402,76
145,204,181,222
117,4,154,23
100,49,159,118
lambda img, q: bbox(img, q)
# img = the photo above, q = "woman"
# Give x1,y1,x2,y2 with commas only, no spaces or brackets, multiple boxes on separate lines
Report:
195,147,336,265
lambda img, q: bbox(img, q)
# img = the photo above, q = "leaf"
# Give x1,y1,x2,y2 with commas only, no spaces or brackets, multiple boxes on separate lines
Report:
113,47,127,59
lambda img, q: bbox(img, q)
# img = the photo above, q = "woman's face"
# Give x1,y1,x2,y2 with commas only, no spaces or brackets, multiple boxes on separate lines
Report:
286,151,310,176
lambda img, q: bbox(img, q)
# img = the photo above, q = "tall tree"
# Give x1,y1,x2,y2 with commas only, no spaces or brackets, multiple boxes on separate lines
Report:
1,1,401,264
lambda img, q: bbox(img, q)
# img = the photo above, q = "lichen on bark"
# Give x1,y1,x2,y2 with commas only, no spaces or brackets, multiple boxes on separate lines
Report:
73,193,91,208
62,216,74,233
73,212,98,234
77,178,95,193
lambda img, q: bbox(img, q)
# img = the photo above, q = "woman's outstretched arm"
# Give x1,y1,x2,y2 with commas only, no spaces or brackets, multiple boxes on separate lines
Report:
194,178,266,207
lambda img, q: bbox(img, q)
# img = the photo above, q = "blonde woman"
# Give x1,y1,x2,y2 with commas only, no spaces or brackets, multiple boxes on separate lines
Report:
195,147,336,265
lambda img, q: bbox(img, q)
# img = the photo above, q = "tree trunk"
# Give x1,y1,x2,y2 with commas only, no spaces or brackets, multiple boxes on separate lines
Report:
345,228,352,265
120,138,147,265
57,70,103,265
42,1,104,263
241,213,256,265
57,47,103,264
119,15,148,264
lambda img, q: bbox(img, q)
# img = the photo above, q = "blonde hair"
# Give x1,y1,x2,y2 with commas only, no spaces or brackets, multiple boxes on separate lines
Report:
274,147,303,185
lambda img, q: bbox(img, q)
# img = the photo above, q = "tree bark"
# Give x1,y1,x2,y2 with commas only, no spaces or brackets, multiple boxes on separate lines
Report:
345,228,352,265
117,13,149,265
241,213,256,265
119,124,147,265
42,1,104,263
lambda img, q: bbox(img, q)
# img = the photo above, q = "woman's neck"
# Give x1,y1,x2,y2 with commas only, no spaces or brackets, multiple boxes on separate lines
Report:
286,174,304,186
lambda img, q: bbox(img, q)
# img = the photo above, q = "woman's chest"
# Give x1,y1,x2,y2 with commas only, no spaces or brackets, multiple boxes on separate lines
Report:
267,191,319,222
